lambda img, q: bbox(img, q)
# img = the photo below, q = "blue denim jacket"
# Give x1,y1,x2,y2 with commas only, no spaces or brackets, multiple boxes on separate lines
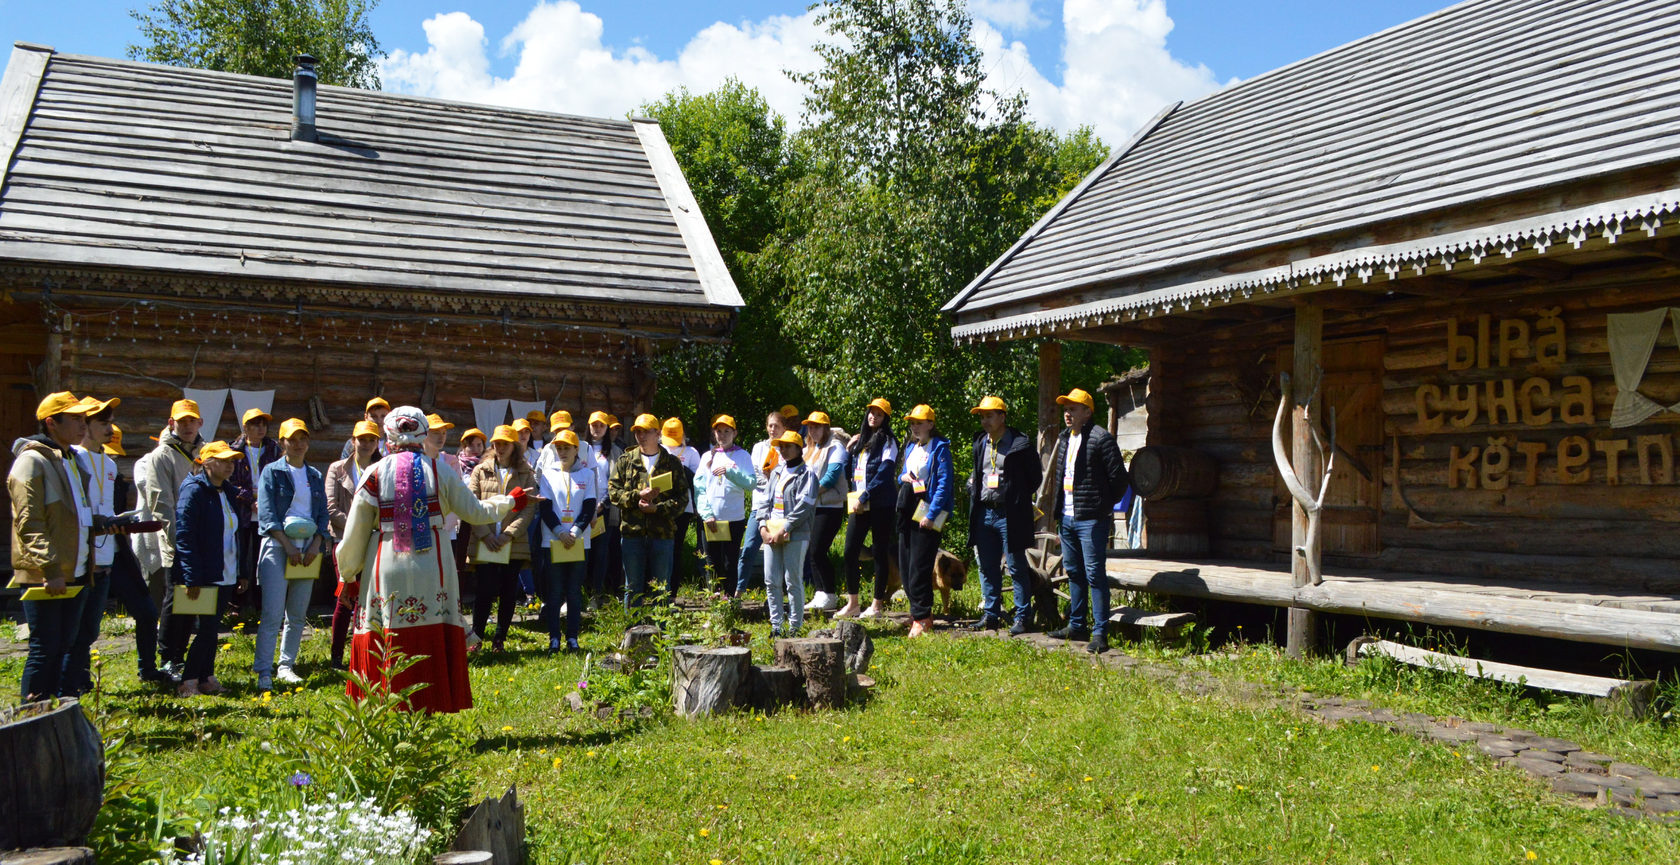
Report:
255,459,331,539
173,473,237,587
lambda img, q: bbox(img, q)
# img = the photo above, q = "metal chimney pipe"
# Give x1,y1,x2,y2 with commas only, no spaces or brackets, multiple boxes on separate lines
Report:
292,54,318,142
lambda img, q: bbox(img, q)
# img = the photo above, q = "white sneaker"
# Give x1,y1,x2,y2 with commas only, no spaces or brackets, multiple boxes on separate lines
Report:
275,666,303,685
803,592,822,611
815,592,838,611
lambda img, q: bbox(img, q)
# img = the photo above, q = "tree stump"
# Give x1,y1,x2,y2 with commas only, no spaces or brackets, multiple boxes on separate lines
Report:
450,785,524,865
812,620,874,675
0,849,96,865
847,673,876,705
434,853,494,865
774,637,846,709
745,665,802,714
671,645,751,717
620,625,662,662
0,700,103,850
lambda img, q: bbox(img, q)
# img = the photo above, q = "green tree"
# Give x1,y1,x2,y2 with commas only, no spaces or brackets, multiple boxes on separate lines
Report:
128,0,383,88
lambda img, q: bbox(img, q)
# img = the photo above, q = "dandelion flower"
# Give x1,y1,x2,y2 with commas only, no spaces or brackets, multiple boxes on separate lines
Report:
552,758,563,769
1370,765,1380,772
501,725,514,732
711,860,722,865
1526,852,1538,861
907,777,915,784
787,774,796,781
1235,785,1246,791
1083,776,1093,783
842,736,851,743
586,750,597,757
699,828,710,837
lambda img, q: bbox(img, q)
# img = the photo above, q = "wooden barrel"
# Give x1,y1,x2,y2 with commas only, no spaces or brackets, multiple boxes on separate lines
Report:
1142,499,1210,555
0,700,104,849
1130,446,1218,501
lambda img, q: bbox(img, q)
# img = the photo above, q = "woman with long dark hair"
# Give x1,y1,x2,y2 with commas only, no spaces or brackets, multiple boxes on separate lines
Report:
800,411,849,612
896,405,953,638
839,398,898,619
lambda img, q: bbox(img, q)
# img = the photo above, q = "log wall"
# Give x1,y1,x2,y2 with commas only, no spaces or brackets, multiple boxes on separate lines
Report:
1149,258,1680,595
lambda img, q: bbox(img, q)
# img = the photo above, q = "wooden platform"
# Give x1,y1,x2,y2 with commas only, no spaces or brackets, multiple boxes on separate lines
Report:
1106,553,1680,653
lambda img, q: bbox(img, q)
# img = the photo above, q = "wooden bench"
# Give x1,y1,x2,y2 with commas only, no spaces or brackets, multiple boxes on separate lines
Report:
1346,637,1656,718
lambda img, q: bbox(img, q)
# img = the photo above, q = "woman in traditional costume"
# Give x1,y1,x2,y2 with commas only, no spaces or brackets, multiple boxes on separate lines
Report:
335,407,531,712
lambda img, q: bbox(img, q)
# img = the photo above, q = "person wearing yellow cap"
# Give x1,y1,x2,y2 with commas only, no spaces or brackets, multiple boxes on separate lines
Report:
170,440,247,696
695,415,755,595
533,428,598,653
249,419,330,690
607,413,690,608
81,417,172,687
582,411,622,608
339,397,391,461
734,410,790,595
842,399,899,620
135,396,206,678
1049,388,1129,655
753,429,817,635
326,420,382,669
524,410,549,462
334,407,537,712
423,414,465,548
464,424,539,652
660,416,702,598
9,392,98,700
229,407,280,615
779,405,800,422
966,396,1043,634
798,411,849,613
896,405,953,638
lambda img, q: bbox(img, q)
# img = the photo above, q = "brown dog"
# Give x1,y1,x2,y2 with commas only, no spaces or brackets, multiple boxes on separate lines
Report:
932,548,968,615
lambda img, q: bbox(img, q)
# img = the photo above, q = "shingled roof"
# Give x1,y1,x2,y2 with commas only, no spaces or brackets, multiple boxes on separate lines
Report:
0,45,741,309
944,0,1680,341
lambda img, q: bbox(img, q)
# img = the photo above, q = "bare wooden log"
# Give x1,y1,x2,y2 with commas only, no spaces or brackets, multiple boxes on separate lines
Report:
744,665,802,714
451,785,524,865
0,700,103,850
0,849,96,865
774,637,846,709
671,645,750,718
1350,638,1655,718
434,853,494,865
811,620,874,675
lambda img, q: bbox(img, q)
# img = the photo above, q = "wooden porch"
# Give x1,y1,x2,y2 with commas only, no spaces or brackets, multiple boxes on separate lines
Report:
1106,553,1680,653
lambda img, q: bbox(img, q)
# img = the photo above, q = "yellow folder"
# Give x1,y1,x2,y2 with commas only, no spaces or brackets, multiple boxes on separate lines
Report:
285,557,322,581
911,501,949,531
704,521,731,542
590,515,606,538
550,540,586,563
172,585,217,616
20,585,83,601
650,471,673,493
847,491,866,514
476,540,511,564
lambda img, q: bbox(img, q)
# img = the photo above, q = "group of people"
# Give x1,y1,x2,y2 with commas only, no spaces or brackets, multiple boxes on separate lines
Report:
7,384,1129,711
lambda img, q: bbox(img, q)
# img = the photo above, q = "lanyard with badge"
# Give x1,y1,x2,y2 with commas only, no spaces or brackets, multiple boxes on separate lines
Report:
903,444,929,494
984,437,1002,490
555,467,577,526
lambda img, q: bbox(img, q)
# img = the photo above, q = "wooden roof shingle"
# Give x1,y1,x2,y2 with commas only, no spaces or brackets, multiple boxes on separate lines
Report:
0,46,741,309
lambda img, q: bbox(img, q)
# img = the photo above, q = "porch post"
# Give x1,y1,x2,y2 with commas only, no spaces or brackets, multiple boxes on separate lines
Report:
1287,300,1323,659
1036,339,1062,526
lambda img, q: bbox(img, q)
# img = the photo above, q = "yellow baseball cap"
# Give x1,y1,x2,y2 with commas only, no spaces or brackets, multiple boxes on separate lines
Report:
608,414,623,428
170,398,201,421
550,410,573,430
525,410,547,424
104,424,127,456
867,398,893,416
241,407,272,426
905,404,936,423
353,420,381,439
631,413,660,433
662,417,685,440
1055,389,1096,412
35,392,91,420
970,396,1008,414
588,410,611,426
459,427,486,444
802,411,830,427
711,414,736,431
78,395,121,416
511,418,532,433
779,404,799,420
425,413,455,431
365,397,391,412
277,418,310,440
196,440,239,463
772,430,805,448
490,425,520,445
554,429,580,447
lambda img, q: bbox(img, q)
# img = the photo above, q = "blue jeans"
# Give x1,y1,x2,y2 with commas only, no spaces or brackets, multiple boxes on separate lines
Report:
255,538,316,674
763,536,808,632
21,589,90,699
973,509,1033,623
539,555,586,641
620,536,673,609
61,568,112,695
736,509,764,594
1059,517,1112,636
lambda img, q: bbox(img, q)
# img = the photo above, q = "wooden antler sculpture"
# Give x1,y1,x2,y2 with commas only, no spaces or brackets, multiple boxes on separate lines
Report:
1272,370,1336,584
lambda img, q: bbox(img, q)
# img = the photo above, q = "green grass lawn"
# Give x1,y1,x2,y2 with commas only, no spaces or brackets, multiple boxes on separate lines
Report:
12,598,1677,865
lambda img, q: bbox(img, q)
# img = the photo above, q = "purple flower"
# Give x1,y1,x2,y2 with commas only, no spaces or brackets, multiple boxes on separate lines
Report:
576,680,589,691
288,772,313,788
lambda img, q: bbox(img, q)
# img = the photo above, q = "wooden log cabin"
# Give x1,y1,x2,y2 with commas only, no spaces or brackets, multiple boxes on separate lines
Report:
943,0,1680,656
0,44,740,494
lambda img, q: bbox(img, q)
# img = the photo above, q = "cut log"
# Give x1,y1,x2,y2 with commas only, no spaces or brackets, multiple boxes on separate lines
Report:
774,638,846,709
620,625,662,660
451,785,524,865
0,700,104,850
1108,607,1197,642
671,645,751,718
434,853,494,865
0,849,96,865
744,665,802,714
1350,638,1656,719
811,620,874,675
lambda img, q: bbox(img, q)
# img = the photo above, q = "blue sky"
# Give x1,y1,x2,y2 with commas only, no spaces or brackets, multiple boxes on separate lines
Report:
2,0,1448,143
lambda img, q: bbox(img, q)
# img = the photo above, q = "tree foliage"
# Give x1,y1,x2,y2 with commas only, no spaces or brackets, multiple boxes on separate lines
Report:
128,0,383,88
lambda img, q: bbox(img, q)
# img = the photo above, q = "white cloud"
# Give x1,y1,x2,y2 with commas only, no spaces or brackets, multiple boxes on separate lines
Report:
379,0,1227,147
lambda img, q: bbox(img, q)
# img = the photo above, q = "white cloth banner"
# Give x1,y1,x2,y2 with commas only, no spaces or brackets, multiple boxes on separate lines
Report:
1607,308,1680,428
183,388,229,442
472,398,509,435
508,400,547,429
229,389,276,429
